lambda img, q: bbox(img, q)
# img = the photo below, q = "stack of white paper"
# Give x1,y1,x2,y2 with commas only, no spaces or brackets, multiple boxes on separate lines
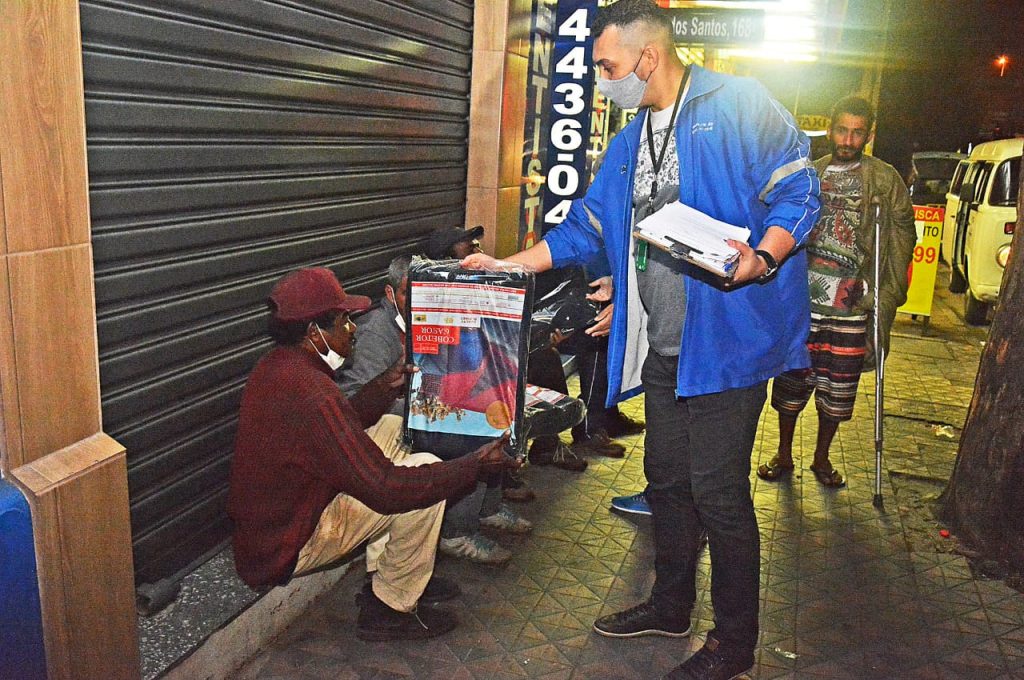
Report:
634,201,751,278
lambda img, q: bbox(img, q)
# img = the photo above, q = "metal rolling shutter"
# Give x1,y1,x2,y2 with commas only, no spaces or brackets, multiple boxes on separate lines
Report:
80,0,474,586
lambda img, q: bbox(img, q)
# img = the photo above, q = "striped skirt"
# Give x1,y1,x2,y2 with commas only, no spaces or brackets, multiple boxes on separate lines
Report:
771,313,868,422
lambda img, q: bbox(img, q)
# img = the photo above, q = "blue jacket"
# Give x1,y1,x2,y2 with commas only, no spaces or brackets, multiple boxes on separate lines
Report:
544,66,820,401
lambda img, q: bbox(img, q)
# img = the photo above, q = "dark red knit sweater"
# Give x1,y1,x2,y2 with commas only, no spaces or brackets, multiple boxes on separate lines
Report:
227,345,480,588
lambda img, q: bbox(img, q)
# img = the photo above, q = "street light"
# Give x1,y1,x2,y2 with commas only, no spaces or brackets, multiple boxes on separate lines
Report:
996,54,1009,77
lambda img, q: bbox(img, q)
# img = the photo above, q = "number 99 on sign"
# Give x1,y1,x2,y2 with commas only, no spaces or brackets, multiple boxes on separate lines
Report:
913,246,936,264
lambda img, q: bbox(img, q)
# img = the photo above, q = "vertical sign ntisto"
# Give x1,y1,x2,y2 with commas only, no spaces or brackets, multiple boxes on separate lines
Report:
541,1,598,234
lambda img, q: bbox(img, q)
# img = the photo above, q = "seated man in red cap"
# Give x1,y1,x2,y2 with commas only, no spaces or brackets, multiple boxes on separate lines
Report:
228,267,513,641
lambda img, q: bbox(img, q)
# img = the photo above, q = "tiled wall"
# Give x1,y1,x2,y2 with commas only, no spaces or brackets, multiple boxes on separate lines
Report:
0,0,100,470
465,0,532,258
0,2,139,678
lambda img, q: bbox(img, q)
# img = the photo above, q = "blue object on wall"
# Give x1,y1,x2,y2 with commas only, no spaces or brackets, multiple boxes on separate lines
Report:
0,478,47,680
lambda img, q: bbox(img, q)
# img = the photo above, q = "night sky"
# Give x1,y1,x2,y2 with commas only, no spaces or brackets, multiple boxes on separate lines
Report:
742,0,1023,177
874,0,1024,174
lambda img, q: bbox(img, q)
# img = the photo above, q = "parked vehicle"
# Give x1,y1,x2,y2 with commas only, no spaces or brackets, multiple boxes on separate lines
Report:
941,138,1022,324
941,158,971,267
908,151,966,206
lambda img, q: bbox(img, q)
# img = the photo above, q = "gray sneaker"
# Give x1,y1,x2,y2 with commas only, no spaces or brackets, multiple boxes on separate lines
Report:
479,505,534,534
439,534,512,565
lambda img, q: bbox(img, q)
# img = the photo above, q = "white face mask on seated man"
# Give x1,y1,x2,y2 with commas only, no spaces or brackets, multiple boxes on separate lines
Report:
309,324,345,371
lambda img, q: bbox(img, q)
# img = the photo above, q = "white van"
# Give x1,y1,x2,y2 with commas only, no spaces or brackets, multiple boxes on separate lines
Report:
941,138,1021,324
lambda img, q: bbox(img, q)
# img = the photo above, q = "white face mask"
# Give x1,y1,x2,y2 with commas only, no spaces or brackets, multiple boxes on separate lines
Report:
386,286,407,332
309,325,345,371
596,52,650,110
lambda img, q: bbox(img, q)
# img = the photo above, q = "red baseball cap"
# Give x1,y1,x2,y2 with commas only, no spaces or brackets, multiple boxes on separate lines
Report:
269,268,371,322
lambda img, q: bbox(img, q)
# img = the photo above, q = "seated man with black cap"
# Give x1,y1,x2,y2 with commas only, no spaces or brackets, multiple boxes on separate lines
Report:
425,224,484,260
228,267,513,641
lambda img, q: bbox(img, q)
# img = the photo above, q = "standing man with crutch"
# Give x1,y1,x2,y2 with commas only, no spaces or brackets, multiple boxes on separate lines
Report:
872,199,886,506
758,95,916,489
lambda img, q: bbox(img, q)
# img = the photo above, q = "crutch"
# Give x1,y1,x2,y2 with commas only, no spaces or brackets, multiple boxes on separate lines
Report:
872,198,885,509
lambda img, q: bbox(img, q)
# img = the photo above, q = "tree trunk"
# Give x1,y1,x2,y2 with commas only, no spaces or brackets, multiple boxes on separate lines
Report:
937,168,1024,569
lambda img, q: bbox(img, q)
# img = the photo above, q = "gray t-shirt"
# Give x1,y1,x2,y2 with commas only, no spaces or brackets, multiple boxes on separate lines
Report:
633,105,687,356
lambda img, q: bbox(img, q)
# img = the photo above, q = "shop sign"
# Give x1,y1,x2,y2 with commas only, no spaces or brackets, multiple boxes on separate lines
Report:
898,205,944,317
797,114,831,134
519,0,598,249
540,0,599,232
667,9,765,45
519,1,555,250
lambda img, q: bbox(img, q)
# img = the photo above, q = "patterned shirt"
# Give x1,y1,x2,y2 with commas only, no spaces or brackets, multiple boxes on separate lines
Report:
807,161,865,315
632,105,688,355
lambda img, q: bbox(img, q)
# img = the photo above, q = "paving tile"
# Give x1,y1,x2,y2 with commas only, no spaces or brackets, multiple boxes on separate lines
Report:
232,282,1024,679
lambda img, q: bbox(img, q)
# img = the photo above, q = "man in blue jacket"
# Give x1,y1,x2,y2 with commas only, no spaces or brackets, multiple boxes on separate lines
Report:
464,2,818,678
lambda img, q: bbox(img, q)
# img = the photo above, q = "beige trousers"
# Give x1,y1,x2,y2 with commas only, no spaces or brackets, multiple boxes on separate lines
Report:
293,415,444,612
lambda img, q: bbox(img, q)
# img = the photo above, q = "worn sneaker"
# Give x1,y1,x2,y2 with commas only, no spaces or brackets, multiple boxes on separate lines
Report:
593,600,691,638
480,505,533,534
438,534,512,565
502,469,536,503
532,439,588,472
664,636,754,679
610,491,651,516
502,484,536,503
551,441,588,471
356,589,458,641
604,411,645,437
572,429,626,458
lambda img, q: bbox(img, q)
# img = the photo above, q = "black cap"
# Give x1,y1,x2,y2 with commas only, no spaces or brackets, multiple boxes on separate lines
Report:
425,225,485,259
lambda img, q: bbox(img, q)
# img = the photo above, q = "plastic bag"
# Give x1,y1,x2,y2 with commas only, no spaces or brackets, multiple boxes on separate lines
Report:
404,258,535,458
529,269,601,354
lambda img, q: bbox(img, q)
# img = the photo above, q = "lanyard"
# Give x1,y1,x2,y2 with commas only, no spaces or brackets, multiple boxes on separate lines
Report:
645,65,689,207
636,66,690,272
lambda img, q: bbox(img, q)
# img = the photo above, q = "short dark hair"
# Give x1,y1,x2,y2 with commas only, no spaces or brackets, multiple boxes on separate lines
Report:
593,0,672,40
267,307,342,346
830,96,875,132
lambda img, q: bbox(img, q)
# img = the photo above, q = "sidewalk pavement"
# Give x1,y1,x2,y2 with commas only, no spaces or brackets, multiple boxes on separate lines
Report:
237,275,1024,679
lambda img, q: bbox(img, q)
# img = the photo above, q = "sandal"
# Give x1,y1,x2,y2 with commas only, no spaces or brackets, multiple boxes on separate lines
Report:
809,463,846,488
756,456,795,481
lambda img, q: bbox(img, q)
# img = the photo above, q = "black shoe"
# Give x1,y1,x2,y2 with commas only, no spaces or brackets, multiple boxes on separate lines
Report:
604,411,645,437
593,601,690,638
528,436,557,465
360,574,461,605
664,636,754,680
356,589,458,641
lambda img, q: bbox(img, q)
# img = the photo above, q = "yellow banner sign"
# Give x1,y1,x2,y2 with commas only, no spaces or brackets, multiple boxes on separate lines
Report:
898,205,944,317
797,114,830,133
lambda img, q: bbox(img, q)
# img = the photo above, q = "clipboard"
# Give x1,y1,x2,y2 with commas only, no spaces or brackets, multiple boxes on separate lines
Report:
634,201,749,279
634,230,741,279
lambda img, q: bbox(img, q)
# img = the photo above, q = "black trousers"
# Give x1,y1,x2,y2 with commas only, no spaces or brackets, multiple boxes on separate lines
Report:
561,331,612,439
642,351,765,655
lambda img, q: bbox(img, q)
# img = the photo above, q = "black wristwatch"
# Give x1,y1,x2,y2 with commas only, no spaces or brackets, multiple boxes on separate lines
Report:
754,249,779,282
